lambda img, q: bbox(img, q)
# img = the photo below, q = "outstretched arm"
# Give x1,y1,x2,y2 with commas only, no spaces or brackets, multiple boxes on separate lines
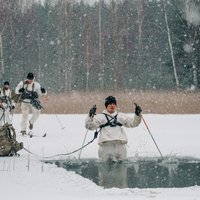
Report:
120,103,142,128
15,81,24,94
85,105,102,130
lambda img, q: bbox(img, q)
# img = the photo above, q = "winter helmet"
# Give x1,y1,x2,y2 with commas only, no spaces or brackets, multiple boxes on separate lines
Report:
27,72,34,80
105,96,117,107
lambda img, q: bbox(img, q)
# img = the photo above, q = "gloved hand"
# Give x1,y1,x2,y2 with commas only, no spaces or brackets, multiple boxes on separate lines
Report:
19,88,25,93
94,130,98,139
134,103,142,116
89,105,97,117
41,87,46,94
9,105,15,112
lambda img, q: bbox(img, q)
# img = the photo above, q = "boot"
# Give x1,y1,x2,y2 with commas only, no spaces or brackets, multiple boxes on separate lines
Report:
29,121,33,130
21,130,26,136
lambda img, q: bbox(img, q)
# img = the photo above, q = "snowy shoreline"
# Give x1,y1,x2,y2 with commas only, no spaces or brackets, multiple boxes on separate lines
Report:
1,114,200,200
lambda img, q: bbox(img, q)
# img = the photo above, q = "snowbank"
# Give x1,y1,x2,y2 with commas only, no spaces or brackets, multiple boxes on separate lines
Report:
0,114,200,200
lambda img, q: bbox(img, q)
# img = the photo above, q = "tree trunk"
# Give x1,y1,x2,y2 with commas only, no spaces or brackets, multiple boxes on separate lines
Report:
0,32,4,79
86,34,90,92
163,0,179,90
137,0,144,50
99,0,104,90
64,0,72,93
136,0,144,87
110,0,118,90
58,0,73,92
37,31,42,83
192,62,198,89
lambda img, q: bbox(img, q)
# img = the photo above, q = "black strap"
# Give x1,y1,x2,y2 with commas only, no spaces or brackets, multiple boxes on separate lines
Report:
41,131,98,159
22,129,99,159
24,81,34,92
100,113,122,128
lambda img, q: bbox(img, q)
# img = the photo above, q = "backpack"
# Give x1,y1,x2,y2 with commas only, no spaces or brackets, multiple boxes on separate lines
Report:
0,124,23,156
11,90,22,103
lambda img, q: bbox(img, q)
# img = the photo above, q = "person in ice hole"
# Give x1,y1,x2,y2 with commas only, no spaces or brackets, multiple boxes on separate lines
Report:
85,96,142,162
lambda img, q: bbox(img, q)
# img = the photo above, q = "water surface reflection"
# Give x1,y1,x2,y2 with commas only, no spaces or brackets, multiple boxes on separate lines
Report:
48,157,200,189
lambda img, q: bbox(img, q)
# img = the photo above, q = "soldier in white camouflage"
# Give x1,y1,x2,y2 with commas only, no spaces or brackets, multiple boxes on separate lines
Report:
0,81,15,126
15,73,47,135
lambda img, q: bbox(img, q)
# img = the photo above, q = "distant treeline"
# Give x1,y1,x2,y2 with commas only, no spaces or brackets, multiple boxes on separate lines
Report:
0,0,200,92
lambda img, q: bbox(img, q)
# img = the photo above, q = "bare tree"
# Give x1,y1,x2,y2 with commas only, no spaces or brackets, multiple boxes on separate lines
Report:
0,1,8,79
184,0,200,89
98,0,104,90
110,0,118,90
136,0,144,51
83,16,92,92
57,0,73,92
85,33,90,92
0,32,5,77
163,0,180,90
135,0,145,87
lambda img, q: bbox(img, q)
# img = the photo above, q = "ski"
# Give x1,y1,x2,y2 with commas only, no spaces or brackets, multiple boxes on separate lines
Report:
28,131,47,138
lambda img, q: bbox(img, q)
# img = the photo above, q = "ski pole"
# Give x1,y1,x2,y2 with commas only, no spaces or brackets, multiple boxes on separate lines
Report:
78,105,96,160
142,116,164,160
78,129,89,160
55,114,65,130
0,110,5,122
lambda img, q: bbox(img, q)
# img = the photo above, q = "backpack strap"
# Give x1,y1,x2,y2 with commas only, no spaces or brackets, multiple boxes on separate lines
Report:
3,88,6,96
100,113,122,128
24,81,35,92
32,83,34,91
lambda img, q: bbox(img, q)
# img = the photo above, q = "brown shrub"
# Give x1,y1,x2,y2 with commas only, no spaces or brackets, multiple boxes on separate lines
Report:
14,90,200,114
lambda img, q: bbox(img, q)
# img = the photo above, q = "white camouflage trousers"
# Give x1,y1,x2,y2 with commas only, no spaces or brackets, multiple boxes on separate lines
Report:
0,108,12,126
98,140,127,162
20,102,41,131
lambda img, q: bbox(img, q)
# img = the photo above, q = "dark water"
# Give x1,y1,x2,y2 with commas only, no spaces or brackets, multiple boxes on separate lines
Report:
46,157,200,189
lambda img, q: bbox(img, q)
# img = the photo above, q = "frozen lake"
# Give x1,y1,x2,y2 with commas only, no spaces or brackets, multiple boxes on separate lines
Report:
1,114,200,200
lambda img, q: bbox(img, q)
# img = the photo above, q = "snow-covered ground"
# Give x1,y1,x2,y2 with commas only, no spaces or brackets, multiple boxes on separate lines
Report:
1,114,200,200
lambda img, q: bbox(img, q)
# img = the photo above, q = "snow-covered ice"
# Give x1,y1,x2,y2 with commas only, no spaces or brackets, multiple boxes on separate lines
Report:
1,114,200,200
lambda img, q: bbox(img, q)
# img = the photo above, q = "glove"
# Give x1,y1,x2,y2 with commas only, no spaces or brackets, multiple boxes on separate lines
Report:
41,87,46,94
134,103,142,116
89,105,97,117
94,130,98,139
9,105,15,112
19,88,25,93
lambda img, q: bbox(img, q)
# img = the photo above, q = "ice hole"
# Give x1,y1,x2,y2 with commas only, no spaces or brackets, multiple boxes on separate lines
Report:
46,157,200,189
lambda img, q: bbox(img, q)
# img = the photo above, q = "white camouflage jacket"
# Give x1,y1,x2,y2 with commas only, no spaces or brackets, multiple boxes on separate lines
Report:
0,88,15,109
85,110,142,145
